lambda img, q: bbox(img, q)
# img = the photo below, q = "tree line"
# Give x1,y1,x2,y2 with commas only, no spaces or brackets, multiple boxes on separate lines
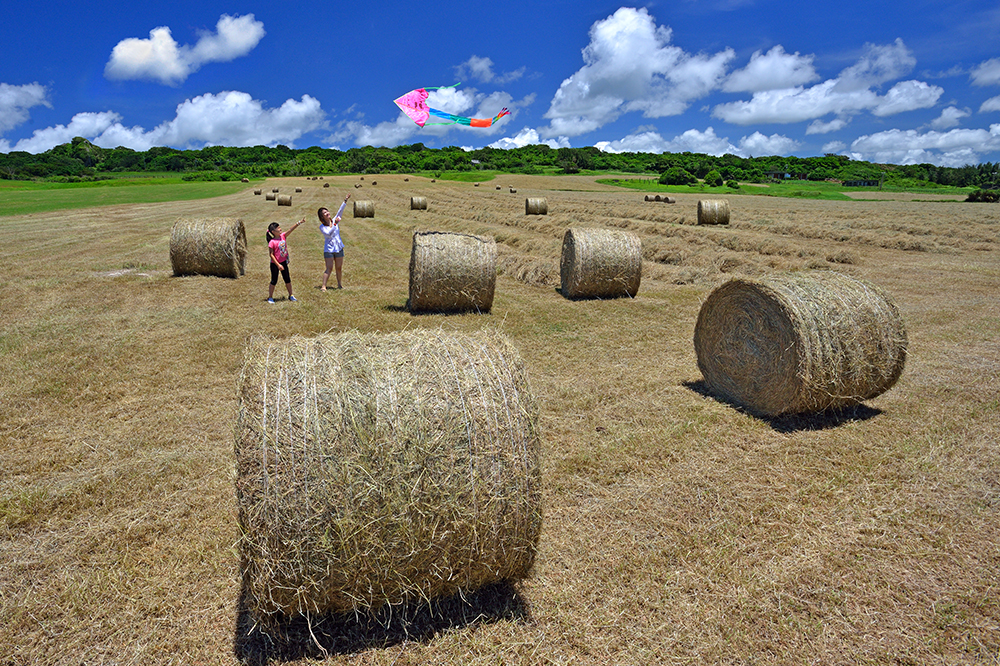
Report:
2,137,998,189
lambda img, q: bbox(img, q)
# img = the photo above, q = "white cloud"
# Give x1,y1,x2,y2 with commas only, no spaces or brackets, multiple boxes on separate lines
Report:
930,106,969,130
455,56,525,85
871,80,943,116
105,14,265,86
981,95,1000,113
971,58,1000,87
8,91,324,153
822,140,848,154
713,40,938,126
849,124,1000,167
489,127,569,149
723,46,819,93
806,116,850,135
594,126,798,157
0,82,51,134
542,7,734,138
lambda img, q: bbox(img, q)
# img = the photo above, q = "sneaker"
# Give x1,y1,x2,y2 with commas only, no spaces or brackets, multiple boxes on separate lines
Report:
267,298,275,304
288,295,298,302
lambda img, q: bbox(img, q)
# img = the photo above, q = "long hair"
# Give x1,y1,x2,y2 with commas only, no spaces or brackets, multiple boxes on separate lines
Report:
266,222,279,242
317,207,331,226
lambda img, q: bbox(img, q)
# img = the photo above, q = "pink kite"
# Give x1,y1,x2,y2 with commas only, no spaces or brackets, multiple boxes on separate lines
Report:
394,84,510,128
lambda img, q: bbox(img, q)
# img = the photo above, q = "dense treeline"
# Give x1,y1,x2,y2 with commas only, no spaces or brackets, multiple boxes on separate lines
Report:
2,137,999,189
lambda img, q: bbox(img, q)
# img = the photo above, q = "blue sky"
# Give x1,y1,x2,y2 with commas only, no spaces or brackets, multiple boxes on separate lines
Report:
3,0,1000,166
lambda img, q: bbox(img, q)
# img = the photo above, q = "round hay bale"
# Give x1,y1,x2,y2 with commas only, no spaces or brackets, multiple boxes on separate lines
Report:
644,195,653,202
241,178,250,183
410,196,428,210
559,227,642,300
371,181,377,186
254,189,262,195
510,188,517,194
277,194,292,206
654,195,662,202
431,179,436,183
409,231,497,313
360,176,364,180
354,183,361,188
496,186,502,190
235,328,541,617
323,182,330,188
353,200,375,218
694,272,907,417
525,198,547,215
265,192,276,201
272,188,279,193
169,217,247,279
474,182,480,187
662,196,676,204
697,199,730,225
294,187,302,193
405,178,409,182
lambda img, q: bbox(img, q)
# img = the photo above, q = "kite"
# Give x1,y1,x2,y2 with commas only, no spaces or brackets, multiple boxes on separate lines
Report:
394,83,510,128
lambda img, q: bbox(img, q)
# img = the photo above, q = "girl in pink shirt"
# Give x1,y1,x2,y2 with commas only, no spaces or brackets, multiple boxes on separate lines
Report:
266,219,304,303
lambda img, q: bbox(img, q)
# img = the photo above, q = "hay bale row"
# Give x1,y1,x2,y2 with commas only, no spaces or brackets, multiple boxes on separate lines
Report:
644,194,675,203
525,198,547,215
277,194,292,206
410,196,428,210
697,199,730,225
169,217,246,279
235,328,541,617
409,231,496,313
353,200,375,218
694,271,907,416
265,192,276,201
560,228,642,299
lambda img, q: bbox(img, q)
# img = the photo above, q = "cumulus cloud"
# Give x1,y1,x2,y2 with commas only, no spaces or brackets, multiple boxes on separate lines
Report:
455,56,525,84
594,126,798,157
970,58,1000,87
7,91,324,153
0,82,51,134
981,95,1000,113
849,124,1000,167
822,140,848,154
723,46,819,93
713,39,939,126
489,128,569,150
930,106,969,130
542,7,734,138
105,14,265,85
807,116,851,135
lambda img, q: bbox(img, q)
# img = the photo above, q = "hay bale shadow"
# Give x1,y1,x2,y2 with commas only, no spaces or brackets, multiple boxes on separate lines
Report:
234,580,530,664
683,380,883,433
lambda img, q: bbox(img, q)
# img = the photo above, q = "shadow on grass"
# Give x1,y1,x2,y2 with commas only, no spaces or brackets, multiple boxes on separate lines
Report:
683,380,883,433
380,301,494,316
234,580,530,665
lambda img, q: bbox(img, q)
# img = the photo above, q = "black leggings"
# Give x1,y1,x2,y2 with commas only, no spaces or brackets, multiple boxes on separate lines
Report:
270,261,290,285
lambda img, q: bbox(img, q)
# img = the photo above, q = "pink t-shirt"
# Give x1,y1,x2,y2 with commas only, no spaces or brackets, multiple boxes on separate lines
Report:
268,232,289,264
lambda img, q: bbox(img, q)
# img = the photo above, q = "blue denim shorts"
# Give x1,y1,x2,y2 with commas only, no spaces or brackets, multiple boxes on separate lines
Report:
324,249,344,258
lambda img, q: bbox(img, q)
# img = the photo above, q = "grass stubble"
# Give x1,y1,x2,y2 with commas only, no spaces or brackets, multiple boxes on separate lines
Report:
1,175,998,664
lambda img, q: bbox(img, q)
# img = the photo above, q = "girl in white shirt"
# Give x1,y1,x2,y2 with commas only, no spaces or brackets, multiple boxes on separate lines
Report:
317,194,350,290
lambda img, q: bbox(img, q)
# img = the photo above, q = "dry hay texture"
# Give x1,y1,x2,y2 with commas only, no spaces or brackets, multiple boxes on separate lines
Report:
353,200,375,218
560,227,642,299
277,194,292,207
409,231,497,313
698,199,731,225
694,271,907,416
265,192,276,201
234,328,542,619
169,217,247,279
410,196,428,210
525,197,548,215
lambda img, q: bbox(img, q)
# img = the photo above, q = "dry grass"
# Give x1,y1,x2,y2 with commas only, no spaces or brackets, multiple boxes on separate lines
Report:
1,175,999,665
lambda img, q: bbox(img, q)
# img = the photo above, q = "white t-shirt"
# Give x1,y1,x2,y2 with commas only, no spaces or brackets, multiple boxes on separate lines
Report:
320,201,347,253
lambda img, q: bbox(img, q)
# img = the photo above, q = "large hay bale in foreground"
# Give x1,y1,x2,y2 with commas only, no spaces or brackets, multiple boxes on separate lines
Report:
694,272,907,416
235,329,541,618
525,197,546,215
169,217,247,278
409,231,497,313
697,199,730,225
277,194,292,206
410,196,427,210
353,200,374,217
560,227,642,299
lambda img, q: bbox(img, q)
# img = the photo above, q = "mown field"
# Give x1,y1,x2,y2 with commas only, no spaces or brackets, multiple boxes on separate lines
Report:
1,174,998,665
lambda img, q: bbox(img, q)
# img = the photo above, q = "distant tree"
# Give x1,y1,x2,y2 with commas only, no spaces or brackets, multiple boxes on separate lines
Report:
659,167,697,186
704,169,723,186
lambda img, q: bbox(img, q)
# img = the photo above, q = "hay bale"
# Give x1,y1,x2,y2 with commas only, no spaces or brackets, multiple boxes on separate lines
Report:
697,199,730,225
497,186,502,190
510,188,517,194
277,194,292,206
405,178,409,181
169,217,246,279
371,181,377,186
242,178,250,183
272,188,279,193
559,227,642,299
265,192,276,201
409,231,497,313
694,272,907,417
324,182,330,188
654,195,662,202
525,198,546,215
235,328,541,617
353,200,375,218
662,196,676,204
475,182,480,187
294,187,302,193
410,196,428,210
644,195,653,202
354,184,361,188
254,189,262,195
